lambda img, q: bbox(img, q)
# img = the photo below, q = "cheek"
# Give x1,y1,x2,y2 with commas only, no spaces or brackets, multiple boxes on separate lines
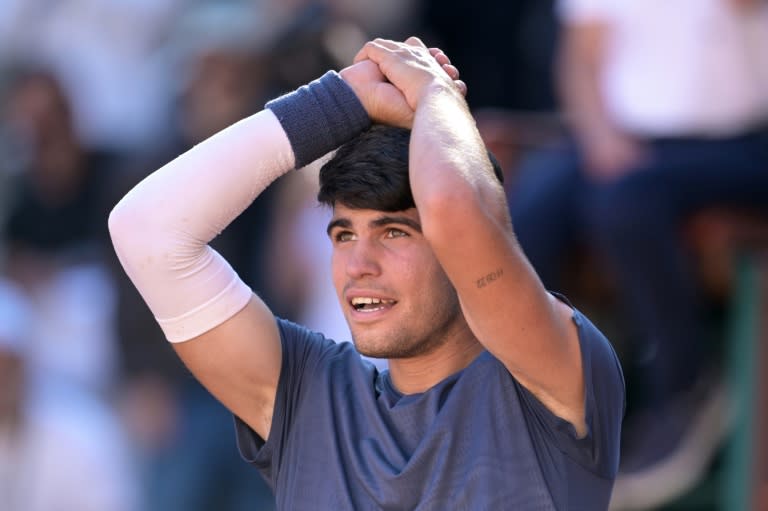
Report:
405,252,453,298
330,252,347,296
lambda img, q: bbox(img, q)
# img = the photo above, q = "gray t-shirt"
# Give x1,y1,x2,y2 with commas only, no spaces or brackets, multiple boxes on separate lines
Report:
235,307,624,510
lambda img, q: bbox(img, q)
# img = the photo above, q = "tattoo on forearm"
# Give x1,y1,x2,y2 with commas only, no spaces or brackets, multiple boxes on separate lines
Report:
476,268,504,289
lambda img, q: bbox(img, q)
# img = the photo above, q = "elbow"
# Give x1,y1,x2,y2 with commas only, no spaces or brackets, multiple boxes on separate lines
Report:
420,184,509,247
108,197,141,253
107,192,160,263
420,185,473,218
419,186,481,240
108,190,209,277
107,199,130,252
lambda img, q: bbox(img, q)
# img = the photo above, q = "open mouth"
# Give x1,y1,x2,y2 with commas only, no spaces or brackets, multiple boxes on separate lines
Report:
350,297,397,313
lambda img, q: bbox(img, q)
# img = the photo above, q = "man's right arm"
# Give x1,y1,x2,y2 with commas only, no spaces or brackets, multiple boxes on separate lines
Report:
109,109,292,440
109,72,372,440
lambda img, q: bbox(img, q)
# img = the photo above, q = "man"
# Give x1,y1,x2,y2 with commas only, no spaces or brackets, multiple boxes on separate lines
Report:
110,37,624,509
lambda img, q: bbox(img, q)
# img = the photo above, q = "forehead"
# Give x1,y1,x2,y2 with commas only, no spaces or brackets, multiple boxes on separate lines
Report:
329,205,420,226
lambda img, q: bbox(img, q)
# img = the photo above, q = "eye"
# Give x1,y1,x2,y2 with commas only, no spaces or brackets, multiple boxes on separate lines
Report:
385,228,408,239
333,230,356,243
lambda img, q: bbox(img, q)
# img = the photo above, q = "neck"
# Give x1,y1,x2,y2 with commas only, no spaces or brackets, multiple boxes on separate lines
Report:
386,329,484,395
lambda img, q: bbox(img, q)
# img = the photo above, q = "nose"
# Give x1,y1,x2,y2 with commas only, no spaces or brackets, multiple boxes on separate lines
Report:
344,239,382,279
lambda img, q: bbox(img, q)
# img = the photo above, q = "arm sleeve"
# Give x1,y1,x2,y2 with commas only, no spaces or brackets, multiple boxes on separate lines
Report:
108,71,371,342
108,110,294,342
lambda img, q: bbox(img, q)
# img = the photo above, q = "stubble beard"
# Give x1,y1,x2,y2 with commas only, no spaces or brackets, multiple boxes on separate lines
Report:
352,327,447,360
349,301,462,360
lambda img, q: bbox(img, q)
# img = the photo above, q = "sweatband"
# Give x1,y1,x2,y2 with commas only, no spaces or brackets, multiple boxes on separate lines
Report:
267,71,371,168
109,110,294,342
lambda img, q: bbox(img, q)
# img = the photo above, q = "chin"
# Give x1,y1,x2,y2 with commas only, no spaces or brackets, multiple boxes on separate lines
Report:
350,337,392,359
352,331,438,360
350,331,399,359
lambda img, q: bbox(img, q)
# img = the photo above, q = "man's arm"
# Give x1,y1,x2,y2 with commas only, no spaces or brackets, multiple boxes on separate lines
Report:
109,109,292,440
109,69,380,439
355,38,588,435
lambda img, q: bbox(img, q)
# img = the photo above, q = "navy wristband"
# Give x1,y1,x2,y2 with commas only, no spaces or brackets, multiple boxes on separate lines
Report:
266,71,371,168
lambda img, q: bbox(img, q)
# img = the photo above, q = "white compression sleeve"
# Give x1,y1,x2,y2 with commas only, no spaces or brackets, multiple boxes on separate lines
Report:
109,109,295,342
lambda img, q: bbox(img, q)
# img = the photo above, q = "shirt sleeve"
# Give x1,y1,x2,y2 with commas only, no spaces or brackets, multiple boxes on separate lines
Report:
515,304,625,478
232,318,340,484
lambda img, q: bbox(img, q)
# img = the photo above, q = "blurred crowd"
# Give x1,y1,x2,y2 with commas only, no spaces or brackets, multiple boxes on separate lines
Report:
0,1,766,510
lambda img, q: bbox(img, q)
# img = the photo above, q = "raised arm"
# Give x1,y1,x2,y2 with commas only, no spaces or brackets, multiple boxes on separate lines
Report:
109,71,373,440
355,38,587,434
108,56,461,441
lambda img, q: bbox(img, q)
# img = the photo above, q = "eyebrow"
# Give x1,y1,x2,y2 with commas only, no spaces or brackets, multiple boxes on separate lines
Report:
326,214,422,237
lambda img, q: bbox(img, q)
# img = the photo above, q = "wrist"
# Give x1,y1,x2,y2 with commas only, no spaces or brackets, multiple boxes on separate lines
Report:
413,79,464,110
266,71,371,168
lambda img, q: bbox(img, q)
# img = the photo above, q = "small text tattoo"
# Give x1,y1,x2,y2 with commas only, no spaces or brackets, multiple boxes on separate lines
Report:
476,268,504,289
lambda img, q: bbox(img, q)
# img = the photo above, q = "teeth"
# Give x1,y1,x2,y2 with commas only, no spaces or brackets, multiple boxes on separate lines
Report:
350,297,394,306
352,297,379,305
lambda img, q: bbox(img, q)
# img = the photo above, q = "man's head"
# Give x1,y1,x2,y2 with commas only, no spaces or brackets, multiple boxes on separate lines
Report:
318,125,502,359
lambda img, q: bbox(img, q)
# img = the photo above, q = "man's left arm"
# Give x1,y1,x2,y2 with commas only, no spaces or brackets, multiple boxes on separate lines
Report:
356,38,587,435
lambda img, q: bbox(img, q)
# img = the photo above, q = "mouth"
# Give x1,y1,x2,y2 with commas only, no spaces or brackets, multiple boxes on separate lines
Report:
349,296,398,314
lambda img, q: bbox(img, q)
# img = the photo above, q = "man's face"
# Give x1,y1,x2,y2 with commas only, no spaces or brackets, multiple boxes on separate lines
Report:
328,205,462,359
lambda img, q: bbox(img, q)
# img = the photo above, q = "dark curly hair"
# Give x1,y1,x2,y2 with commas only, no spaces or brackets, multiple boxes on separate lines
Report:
318,124,503,210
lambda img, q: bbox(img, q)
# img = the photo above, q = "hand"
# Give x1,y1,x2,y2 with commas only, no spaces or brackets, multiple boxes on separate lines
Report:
341,37,466,128
354,37,465,110
339,58,413,128
581,128,647,182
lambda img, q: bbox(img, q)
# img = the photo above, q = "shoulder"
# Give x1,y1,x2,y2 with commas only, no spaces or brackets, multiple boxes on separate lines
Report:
275,317,374,383
502,301,624,476
276,318,354,360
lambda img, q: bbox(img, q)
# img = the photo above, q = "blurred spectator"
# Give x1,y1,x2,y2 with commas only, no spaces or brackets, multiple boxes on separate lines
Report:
508,0,768,508
0,277,138,511
1,67,121,396
0,0,182,151
328,0,419,39
261,0,416,94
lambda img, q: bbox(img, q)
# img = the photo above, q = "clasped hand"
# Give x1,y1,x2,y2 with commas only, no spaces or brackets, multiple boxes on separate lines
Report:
340,36,467,129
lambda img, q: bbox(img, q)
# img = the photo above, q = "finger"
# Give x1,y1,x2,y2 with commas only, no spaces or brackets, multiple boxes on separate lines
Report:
442,64,460,80
405,36,428,49
353,38,399,64
432,52,451,67
429,48,451,65
353,40,380,63
455,80,467,97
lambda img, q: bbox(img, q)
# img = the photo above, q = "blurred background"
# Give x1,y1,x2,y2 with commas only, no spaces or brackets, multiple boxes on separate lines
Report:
0,1,766,510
